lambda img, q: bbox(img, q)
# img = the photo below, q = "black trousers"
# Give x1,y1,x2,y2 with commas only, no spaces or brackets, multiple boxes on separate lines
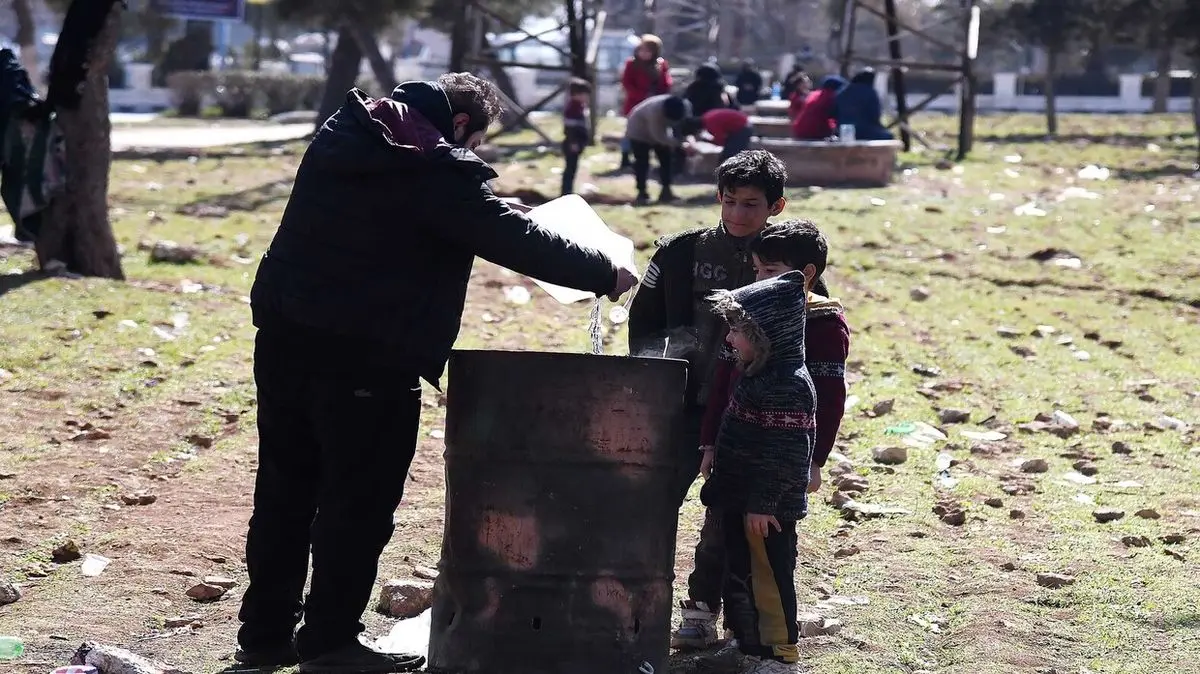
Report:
720,125,755,161
687,508,726,612
238,327,422,661
561,146,581,196
630,140,673,197
722,510,800,663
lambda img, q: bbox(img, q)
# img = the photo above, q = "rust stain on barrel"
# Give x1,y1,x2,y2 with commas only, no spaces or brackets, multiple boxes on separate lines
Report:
477,510,539,571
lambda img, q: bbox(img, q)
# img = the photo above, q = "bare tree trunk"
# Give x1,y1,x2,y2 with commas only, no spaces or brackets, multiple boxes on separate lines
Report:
13,0,40,90
1152,35,1173,114
315,26,363,133
1045,46,1058,137
350,24,398,93
36,3,124,280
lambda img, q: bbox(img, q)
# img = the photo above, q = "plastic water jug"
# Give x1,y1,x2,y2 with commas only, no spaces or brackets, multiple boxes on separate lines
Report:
523,195,639,304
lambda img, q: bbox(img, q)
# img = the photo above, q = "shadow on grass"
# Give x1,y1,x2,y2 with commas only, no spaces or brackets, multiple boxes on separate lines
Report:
973,132,1193,147
0,269,44,300
176,179,294,215
112,138,309,162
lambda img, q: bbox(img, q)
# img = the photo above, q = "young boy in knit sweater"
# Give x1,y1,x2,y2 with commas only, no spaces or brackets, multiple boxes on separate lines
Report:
700,271,816,674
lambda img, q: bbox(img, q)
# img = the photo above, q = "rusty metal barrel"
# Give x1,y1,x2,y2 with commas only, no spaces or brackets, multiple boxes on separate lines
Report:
427,350,689,674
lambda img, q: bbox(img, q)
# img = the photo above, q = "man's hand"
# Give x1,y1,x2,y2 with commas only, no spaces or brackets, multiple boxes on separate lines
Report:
699,447,715,480
745,512,781,538
808,464,822,493
608,265,638,302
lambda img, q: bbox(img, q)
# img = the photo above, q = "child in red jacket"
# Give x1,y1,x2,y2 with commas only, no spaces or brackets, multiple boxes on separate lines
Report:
791,75,845,140
620,34,672,167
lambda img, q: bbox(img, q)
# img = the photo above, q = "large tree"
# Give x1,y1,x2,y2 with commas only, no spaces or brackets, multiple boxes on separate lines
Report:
35,0,125,279
1000,0,1090,136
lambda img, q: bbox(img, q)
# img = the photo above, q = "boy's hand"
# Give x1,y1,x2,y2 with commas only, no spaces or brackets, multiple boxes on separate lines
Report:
745,513,781,538
808,464,822,493
608,265,638,301
699,447,715,479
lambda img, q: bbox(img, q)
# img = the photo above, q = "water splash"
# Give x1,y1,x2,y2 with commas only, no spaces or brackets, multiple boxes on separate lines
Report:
588,298,604,354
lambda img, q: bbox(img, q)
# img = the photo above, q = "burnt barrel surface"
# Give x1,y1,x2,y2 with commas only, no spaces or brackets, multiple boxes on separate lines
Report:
428,350,689,674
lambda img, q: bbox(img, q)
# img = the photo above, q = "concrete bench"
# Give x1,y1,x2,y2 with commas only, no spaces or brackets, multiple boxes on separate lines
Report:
755,100,791,116
748,115,793,139
753,138,902,187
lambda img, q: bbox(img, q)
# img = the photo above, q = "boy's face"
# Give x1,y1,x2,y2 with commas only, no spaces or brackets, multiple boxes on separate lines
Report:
718,187,786,238
751,254,819,288
726,325,756,364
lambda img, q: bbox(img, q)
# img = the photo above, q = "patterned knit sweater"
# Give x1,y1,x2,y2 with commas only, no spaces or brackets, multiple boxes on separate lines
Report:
699,294,850,466
700,271,817,521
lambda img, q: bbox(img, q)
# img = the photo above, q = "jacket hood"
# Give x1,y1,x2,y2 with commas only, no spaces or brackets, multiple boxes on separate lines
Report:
305,86,495,182
710,270,807,375
695,64,722,82
819,74,848,91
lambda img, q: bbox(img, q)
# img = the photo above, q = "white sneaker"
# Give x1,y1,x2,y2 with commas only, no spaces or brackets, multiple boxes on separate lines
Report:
670,600,720,650
741,656,805,673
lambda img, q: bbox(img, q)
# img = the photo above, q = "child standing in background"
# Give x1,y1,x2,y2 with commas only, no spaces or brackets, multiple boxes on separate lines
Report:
561,78,592,196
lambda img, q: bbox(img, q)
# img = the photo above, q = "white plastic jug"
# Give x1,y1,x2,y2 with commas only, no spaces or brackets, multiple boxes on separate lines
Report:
523,195,639,304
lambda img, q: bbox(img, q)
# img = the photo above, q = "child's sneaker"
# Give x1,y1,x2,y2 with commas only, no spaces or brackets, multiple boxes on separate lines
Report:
740,656,805,673
670,600,719,650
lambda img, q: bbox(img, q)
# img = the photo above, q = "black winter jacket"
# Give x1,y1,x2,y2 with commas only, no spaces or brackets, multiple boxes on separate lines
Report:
251,82,618,387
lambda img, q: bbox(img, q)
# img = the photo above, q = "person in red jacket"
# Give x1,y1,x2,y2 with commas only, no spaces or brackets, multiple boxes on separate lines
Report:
791,74,845,140
682,108,756,161
620,34,672,167
786,71,813,121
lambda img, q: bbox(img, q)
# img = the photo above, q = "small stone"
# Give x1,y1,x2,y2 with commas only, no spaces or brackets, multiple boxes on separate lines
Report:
871,399,895,416
377,579,435,619
996,326,1022,338
0,577,21,605
1010,344,1037,358
1121,535,1151,548
1161,534,1186,545
910,287,931,301
999,562,1018,572
202,575,237,589
872,446,908,465
185,434,214,449
820,618,844,636
203,554,228,564
413,565,439,581
150,240,202,264
1072,461,1099,477
1009,509,1027,520
1093,508,1125,523
1032,325,1057,337
52,539,83,563
186,582,227,601
121,493,158,506
828,490,855,509
834,546,861,559
797,612,825,638
1165,549,1187,562
834,474,870,494
984,497,1004,508
913,364,942,378
938,408,971,424
164,615,201,628
1134,509,1161,520
1036,572,1076,589
1020,458,1049,474
1112,441,1133,455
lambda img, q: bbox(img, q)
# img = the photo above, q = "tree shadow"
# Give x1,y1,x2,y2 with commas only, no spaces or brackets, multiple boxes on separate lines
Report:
1113,163,1199,182
112,137,309,162
973,132,1188,147
175,179,294,216
0,269,45,300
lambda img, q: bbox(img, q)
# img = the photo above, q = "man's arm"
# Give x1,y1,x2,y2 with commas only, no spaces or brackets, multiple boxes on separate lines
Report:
436,179,617,296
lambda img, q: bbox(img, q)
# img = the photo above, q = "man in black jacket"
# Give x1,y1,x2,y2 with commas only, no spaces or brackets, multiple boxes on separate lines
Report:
236,72,636,674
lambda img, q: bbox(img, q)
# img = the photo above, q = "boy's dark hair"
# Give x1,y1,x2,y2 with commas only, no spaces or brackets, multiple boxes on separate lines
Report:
568,78,592,96
750,219,829,289
438,72,504,135
662,95,689,122
715,150,787,204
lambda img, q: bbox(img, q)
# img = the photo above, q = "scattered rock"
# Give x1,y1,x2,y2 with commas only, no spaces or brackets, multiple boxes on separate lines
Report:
984,497,1004,508
834,546,860,559
834,474,870,494
1020,458,1049,474
912,364,942,378
72,641,190,674
872,446,908,465
202,576,237,589
185,434,214,449
938,408,971,424
828,490,855,509
996,326,1022,339
1134,508,1161,520
203,554,227,564
0,577,20,606
1093,508,1125,524
1164,549,1187,562
910,287,931,301
797,613,825,638
412,566,439,581
1112,441,1133,455
121,493,158,506
933,499,966,526
1072,461,1099,477
1036,572,1076,589
839,499,912,521
1121,535,1151,548
149,241,202,264
1032,325,1057,337
818,618,843,636
52,539,83,563
1000,562,1018,572
1001,478,1036,496
1009,509,1027,520
377,579,435,619
70,428,112,442
1161,534,1186,545
164,615,202,628
1010,344,1037,358
870,399,895,417
185,583,227,601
